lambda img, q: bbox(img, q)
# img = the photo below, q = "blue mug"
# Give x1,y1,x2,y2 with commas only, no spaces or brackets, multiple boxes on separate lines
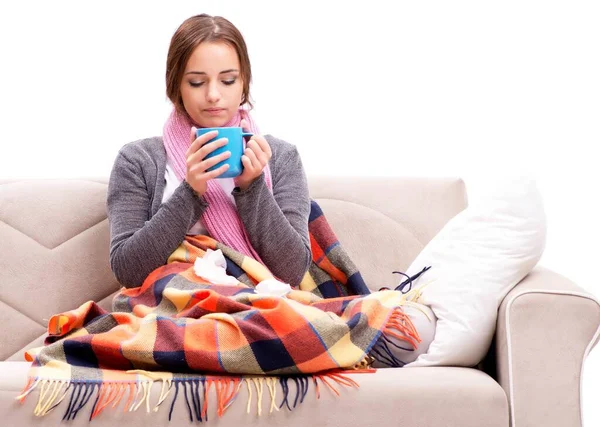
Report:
195,127,253,178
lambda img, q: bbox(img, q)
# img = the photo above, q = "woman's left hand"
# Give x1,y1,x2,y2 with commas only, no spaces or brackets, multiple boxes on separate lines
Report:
234,119,272,190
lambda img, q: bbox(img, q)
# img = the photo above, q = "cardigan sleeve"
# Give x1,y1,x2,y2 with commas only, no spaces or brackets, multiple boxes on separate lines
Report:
232,136,312,286
106,150,209,288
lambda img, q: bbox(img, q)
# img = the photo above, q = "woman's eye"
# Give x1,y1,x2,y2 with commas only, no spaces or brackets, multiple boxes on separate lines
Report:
189,79,235,87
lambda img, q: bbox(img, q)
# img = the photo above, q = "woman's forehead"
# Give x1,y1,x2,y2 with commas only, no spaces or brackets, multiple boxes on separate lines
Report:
185,41,240,74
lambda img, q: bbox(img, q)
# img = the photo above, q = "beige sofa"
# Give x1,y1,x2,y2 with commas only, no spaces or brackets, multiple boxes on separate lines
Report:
1,176,599,427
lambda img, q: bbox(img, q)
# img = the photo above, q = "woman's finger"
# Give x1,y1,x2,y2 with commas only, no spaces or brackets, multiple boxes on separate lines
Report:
187,137,228,167
254,149,269,167
204,163,230,179
251,135,272,158
185,130,219,158
240,155,253,175
189,149,231,173
246,140,268,166
243,147,260,170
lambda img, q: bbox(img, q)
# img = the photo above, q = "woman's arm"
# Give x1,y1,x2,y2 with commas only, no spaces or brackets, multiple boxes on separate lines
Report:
232,136,312,285
107,150,208,288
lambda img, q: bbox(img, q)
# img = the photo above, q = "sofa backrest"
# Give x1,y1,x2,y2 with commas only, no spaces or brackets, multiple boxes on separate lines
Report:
0,176,467,361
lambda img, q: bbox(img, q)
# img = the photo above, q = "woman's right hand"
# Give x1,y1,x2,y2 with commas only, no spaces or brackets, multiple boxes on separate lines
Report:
185,127,232,196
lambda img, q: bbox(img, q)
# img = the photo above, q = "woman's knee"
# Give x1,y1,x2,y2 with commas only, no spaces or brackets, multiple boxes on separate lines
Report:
369,303,437,368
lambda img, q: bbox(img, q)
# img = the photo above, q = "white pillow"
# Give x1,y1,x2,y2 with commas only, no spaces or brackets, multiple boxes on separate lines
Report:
403,176,546,368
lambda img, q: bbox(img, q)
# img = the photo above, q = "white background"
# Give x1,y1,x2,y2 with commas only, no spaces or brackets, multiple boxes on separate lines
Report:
1,1,598,424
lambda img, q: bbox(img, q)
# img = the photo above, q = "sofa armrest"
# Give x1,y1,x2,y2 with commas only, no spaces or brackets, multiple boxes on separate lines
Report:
495,266,600,427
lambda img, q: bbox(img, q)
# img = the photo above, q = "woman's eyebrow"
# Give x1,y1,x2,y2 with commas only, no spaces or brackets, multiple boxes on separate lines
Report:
185,69,239,75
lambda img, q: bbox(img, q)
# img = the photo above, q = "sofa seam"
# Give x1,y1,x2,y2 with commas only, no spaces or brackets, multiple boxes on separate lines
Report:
0,298,46,329
0,217,108,251
505,289,600,427
3,290,119,362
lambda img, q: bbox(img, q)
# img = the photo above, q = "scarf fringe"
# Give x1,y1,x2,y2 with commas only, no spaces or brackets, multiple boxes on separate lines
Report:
16,371,366,420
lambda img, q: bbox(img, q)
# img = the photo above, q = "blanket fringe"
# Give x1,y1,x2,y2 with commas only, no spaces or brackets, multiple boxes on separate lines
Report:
369,305,425,367
16,370,368,421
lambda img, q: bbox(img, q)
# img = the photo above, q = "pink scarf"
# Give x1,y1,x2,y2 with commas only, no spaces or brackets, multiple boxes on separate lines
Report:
163,107,272,263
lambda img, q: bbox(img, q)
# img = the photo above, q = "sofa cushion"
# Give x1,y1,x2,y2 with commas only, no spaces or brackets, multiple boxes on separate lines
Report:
308,176,467,292
0,362,507,427
0,178,121,362
405,177,546,367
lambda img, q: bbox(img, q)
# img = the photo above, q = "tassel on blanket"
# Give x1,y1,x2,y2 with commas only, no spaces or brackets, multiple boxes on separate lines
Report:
17,371,367,421
369,305,425,368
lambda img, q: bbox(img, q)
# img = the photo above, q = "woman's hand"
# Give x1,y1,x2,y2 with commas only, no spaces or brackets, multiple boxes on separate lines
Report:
234,119,272,191
185,127,232,196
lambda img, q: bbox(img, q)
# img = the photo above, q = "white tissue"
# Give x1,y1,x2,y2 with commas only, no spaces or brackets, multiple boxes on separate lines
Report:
193,249,239,285
255,278,292,297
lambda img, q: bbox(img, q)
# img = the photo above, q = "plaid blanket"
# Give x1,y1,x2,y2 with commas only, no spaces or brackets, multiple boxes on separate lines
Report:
17,201,421,421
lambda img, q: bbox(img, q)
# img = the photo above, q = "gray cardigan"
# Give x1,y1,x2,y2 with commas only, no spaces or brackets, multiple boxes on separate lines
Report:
106,135,312,288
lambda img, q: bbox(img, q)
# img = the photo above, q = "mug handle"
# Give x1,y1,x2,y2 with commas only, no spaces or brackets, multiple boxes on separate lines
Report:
242,132,253,144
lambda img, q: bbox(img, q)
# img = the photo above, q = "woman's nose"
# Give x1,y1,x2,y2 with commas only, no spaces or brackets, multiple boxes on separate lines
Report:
206,83,221,103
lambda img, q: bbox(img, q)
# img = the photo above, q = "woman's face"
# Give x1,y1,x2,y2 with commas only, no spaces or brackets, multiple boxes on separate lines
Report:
180,41,244,127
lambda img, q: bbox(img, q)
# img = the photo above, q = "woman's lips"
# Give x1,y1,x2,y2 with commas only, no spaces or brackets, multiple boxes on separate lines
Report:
204,108,225,116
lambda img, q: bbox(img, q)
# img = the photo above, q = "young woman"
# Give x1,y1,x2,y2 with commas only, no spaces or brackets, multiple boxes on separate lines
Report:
107,14,311,289
106,13,435,367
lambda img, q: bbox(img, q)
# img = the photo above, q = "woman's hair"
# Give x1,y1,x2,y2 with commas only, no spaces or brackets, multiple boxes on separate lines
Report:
166,14,253,113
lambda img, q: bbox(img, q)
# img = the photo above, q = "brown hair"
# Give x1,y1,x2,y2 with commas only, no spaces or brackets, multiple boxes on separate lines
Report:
166,14,253,114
